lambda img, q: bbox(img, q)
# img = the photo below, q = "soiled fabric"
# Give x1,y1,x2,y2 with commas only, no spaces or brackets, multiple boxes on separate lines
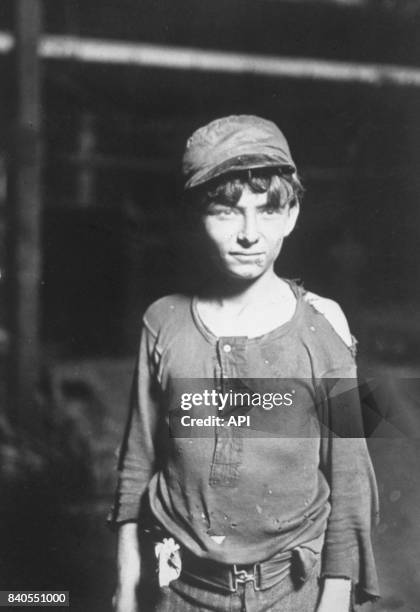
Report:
109,281,379,605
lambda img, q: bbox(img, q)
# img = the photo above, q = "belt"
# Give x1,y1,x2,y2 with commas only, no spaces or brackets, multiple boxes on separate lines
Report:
182,550,289,593
181,545,320,594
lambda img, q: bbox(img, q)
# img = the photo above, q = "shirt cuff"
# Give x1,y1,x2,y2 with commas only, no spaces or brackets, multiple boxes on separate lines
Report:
106,493,142,530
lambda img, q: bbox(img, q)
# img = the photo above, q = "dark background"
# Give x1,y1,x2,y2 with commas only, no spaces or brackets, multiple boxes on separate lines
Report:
0,1,420,610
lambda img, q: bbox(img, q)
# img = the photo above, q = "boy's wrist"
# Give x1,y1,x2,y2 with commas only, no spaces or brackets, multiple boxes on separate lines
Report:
318,577,352,611
117,555,141,584
322,576,352,593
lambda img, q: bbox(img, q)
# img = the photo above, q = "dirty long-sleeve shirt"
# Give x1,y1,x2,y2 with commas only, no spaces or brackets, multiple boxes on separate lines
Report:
110,282,379,604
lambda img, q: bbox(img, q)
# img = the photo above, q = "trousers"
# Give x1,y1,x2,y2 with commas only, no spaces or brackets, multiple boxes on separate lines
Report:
149,559,321,612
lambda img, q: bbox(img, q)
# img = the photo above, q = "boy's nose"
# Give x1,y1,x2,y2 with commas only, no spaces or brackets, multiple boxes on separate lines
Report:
237,212,260,247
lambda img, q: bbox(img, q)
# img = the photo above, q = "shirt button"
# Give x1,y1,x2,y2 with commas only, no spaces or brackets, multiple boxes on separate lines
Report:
223,344,232,353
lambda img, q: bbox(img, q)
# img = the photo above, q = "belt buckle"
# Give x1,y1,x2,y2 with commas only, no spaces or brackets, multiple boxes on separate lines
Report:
231,563,261,592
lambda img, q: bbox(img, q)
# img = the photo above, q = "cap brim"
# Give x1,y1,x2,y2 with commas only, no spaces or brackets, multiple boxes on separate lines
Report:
184,154,296,190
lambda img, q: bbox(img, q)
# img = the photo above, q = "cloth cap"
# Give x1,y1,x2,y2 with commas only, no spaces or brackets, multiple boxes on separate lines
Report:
182,115,296,190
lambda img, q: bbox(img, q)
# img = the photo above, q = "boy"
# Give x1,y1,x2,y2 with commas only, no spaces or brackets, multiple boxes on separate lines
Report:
110,115,379,611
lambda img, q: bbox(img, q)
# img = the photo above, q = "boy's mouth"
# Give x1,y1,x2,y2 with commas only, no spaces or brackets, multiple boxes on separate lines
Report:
230,252,266,266
230,252,265,257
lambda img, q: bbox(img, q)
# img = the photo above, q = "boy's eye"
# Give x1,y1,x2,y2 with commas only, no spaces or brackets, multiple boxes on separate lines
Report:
261,206,278,216
208,204,236,217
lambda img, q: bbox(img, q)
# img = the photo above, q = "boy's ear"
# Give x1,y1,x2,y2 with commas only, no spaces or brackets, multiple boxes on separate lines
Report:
284,201,300,237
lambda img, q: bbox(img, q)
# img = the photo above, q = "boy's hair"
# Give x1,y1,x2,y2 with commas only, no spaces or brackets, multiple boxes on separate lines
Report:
184,168,303,213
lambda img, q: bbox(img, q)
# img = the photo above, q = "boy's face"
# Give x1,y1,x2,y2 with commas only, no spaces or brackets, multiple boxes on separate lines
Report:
201,185,299,282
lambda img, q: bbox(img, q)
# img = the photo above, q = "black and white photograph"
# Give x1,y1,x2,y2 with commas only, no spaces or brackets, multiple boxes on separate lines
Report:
1,1,420,611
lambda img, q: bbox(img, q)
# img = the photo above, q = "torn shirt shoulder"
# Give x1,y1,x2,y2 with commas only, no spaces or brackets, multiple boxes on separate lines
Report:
303,291,357,357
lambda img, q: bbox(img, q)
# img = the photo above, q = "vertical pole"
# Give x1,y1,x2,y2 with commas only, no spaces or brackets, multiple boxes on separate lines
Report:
76,112,96,208
8,0,43,424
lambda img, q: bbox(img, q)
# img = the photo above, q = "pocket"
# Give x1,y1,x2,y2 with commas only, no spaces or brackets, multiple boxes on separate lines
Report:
291,546,321,586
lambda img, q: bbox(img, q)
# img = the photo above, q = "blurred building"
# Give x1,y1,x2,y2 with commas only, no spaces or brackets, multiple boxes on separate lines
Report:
1,0,420,362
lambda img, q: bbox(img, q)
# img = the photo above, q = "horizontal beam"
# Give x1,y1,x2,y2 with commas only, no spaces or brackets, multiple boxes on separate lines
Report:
51,153,415,183
1,31,420,88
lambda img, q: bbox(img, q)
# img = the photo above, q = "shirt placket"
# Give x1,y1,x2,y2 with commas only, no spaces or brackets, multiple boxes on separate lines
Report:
209,337,248,487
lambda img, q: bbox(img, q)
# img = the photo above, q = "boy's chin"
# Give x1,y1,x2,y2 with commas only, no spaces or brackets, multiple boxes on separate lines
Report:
224,266,267,282
211,258,272,282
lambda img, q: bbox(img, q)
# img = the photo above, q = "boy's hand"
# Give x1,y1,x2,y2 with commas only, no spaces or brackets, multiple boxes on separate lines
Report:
316,578,352,612
114,522,141,612
112,584,138,612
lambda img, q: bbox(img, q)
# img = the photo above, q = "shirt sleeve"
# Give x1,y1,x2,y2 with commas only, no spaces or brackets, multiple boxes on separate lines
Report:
108,322,162,527
317,360,380,605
